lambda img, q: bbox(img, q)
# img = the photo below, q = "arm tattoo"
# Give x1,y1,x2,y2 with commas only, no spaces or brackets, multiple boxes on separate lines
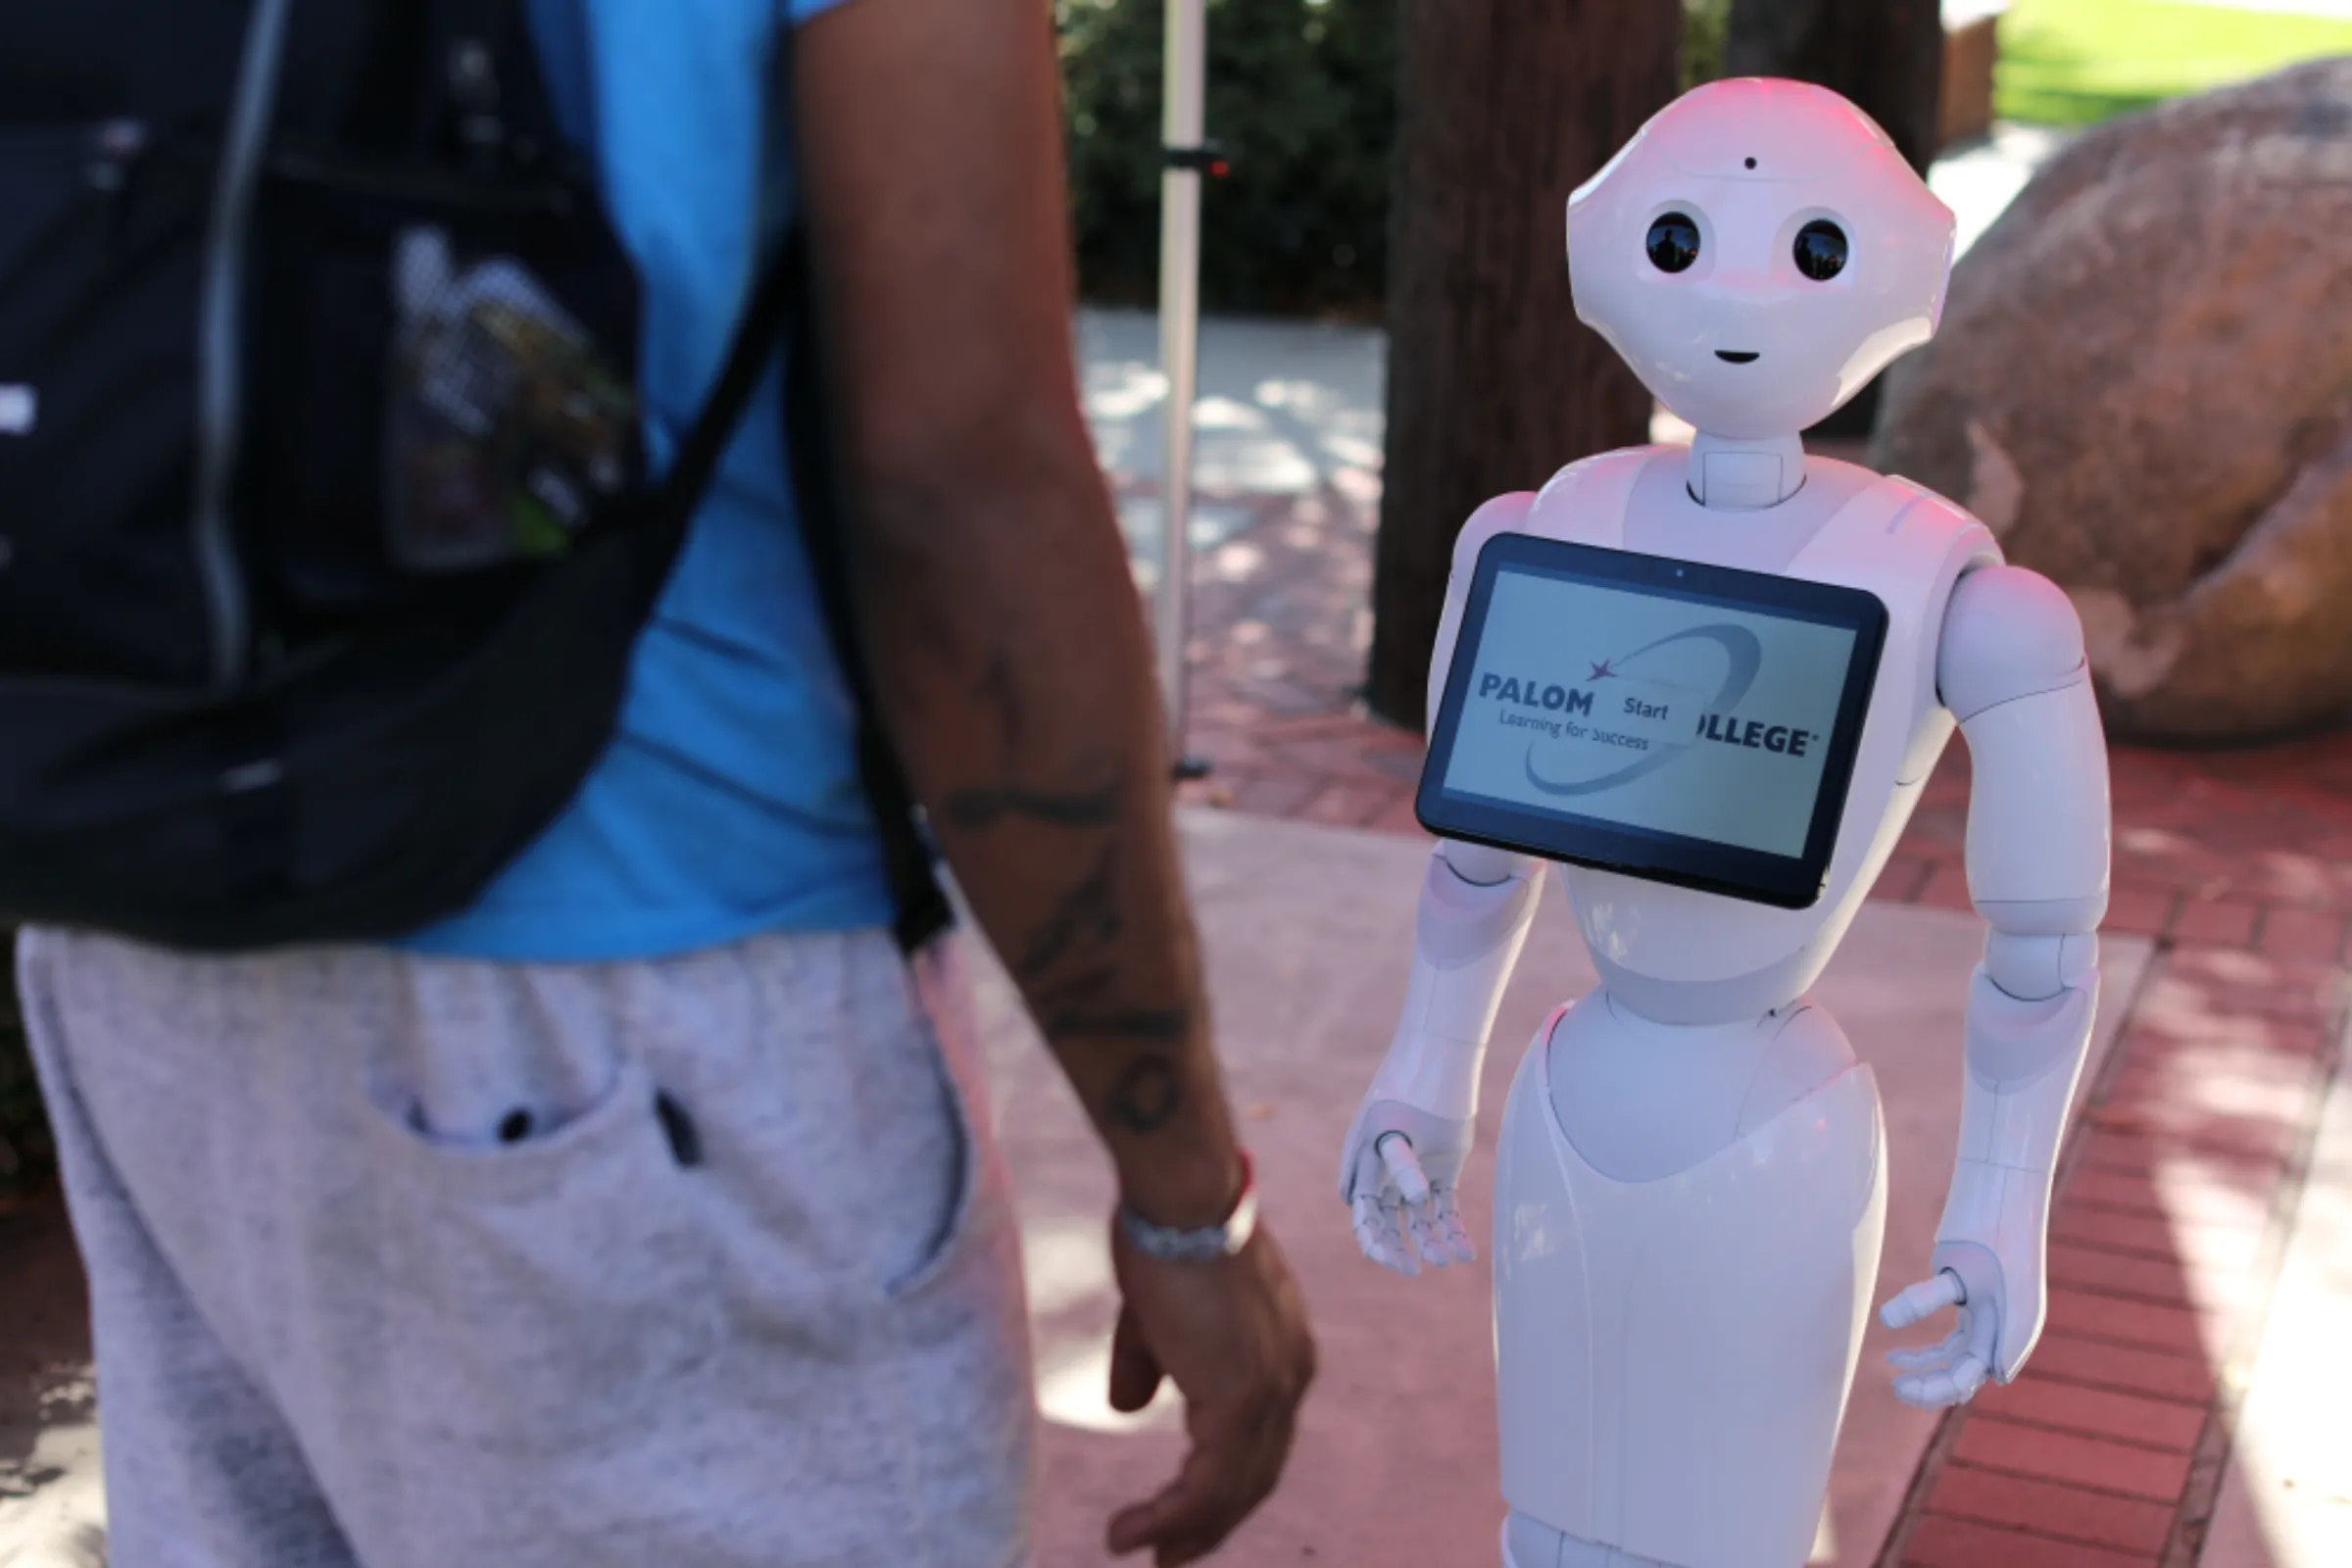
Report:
1012,845,1121,981
1027,961,1191,1046
934,651,1194,1134
938,652,1123,830
1105,1054,1184,1133
942,784,1119,831
973,649,1024,750
1043,1002,1191,1045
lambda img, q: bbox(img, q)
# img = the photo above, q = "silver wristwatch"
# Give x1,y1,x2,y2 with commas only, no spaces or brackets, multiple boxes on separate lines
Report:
1116,1154,1260,1263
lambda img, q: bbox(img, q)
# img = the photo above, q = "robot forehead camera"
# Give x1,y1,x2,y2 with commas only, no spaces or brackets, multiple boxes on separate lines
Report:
1565,77,1958,440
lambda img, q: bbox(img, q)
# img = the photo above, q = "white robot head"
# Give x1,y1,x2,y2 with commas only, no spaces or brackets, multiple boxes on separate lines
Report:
1567,78,1956,441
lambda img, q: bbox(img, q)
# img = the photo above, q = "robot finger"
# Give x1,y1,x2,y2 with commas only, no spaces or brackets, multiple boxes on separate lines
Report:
1377,1133,1434,1205
1348,1194,1392,1263
1879,1270,1965,1330
1392,1194,1430,1269
1435,1190,1478,1264
1885,1325,1970,1375
1400,1200,1449,1269
1345,1135,1390,1206
1891,1353,1990,1410
1963,1294,2001,1371
1351,1193,1420,1277
1354,1203,1401,1278
1338,1135,1391,1208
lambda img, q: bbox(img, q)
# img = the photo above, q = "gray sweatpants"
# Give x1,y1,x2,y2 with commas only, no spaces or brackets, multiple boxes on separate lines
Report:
16,922,1037,1567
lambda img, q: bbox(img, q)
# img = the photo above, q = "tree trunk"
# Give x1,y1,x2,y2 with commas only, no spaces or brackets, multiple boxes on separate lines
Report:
1725,0,1945,440
1364,0,1678,730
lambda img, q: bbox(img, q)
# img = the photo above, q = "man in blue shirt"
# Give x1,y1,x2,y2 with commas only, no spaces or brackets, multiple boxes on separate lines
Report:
14,1,1313,1563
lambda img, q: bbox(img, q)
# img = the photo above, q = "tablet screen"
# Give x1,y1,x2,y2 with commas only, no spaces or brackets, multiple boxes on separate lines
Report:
1417,535,1886,907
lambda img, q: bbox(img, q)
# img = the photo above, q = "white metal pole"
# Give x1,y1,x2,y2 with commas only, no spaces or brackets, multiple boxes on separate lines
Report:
1155,0,1205,768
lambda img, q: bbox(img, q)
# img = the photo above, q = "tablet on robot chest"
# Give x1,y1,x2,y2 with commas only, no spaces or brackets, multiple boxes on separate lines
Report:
1417,534,1889,910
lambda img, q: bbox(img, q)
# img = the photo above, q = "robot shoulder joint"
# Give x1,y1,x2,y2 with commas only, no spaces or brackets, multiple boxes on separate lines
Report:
1937,564,2086,721
1449,490,1541,576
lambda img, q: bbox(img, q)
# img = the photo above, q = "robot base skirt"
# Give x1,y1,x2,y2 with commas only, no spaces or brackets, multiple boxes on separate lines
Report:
1494,994,1886,1568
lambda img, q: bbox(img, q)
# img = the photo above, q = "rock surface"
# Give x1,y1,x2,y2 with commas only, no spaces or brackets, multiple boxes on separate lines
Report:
1874,59,2352,745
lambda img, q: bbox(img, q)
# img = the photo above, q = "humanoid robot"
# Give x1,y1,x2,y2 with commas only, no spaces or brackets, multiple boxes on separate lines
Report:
1338,79,2111,1568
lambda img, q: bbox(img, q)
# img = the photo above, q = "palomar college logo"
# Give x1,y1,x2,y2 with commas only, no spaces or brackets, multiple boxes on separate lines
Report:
1518,623,1763,798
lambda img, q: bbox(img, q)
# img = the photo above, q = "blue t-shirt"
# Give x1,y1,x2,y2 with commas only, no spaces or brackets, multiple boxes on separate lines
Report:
399,0,895,962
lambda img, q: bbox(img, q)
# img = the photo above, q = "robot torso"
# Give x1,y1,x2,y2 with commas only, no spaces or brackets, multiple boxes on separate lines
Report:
1502,444,1999,1023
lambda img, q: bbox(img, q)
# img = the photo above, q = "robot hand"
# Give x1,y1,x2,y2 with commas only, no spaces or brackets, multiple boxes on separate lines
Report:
1339,1098,1477,1277
1878,1241,2009,1409
1876,952,2097,1410
1338,841,1541,1278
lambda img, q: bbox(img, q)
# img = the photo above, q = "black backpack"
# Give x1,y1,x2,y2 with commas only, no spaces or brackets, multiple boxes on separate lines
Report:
0,0,951,954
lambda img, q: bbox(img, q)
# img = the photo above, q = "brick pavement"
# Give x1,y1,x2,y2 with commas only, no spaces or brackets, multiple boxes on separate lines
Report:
1157,463,2352,1566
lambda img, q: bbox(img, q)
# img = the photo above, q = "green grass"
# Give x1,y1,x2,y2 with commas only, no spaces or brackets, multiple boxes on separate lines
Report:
1995,0,2352,124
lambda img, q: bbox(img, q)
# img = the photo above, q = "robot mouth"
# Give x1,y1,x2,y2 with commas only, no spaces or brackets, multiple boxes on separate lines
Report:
1715,350,1761,365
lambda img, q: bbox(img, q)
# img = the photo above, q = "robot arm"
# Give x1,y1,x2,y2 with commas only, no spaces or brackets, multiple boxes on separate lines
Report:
1881,565,2111,1407
1342,838,1543,1275
1342,491,1544,1276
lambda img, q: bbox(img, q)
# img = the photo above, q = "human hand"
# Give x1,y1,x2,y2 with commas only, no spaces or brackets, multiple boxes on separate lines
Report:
1102,1218,1315,1565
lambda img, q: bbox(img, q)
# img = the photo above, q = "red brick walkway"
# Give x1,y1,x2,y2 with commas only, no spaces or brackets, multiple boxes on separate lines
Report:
1160,471,2352,1566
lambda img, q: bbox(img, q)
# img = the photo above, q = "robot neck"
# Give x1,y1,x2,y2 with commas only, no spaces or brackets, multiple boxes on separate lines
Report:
1686,430,1807,511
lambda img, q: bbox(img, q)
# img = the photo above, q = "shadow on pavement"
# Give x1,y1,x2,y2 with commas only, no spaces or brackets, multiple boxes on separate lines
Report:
0,1186,103,1567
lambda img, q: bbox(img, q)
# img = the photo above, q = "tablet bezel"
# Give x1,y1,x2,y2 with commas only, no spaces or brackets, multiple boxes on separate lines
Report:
1414,533,1889,909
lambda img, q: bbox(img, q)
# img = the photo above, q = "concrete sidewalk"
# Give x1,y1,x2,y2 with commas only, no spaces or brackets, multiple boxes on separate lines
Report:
0,1196,97,1568
2,813,2339,1568
976,809,2154,1566
2203,1054,2352,1568
0,804,2154,1568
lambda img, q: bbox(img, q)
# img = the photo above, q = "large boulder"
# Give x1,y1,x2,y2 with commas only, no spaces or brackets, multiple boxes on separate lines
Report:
1873,59,2352,746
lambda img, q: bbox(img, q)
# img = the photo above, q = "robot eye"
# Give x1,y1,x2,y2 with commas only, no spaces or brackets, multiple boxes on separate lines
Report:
1645,213,1700,274
1793,220,1848,281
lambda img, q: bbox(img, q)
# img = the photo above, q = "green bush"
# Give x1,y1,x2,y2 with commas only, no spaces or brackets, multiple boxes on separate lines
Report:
1684,0,1728,89
1057,0,1720,318
1058,0,1399,318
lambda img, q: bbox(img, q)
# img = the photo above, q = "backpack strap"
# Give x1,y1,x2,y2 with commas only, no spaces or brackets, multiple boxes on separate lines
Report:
640,16,814,543
769,34,956,958
657,237,801,528
782,259,956,957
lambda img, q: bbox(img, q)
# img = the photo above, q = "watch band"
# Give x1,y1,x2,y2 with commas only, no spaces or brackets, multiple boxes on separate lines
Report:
1117,1152,1258,1263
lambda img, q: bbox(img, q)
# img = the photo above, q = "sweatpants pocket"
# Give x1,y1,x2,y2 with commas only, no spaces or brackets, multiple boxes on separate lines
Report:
879,1002,981,1303
358,1051,723,1457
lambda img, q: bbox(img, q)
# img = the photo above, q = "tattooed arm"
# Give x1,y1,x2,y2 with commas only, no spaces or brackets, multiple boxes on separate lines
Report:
790,1,1246,1235
794,10,1314,1556
930,684,1243,1227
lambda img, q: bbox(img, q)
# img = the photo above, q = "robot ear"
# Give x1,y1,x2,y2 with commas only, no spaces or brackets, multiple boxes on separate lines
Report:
1865,173,1960,341
1570,127,1644,215
1927,234,1955,335
1564,101,1665,316
1564,191,1610,331
1920,194,1959,336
